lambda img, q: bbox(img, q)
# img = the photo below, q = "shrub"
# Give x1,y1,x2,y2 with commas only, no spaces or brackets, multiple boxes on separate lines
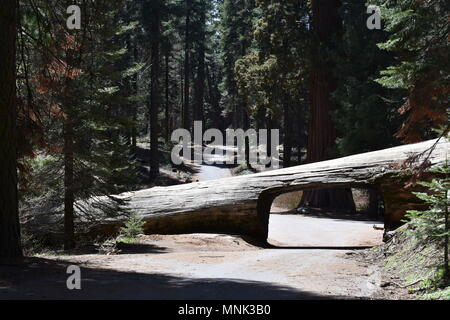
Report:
406,161,450,287
120,215,145,239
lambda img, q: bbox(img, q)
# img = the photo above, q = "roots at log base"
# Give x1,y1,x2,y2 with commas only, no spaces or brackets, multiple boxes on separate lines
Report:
91,139,449,242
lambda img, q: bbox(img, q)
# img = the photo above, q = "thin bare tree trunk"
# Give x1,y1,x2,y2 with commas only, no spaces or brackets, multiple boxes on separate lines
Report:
63,117,75,250
183,0,191,131
180,59,184,128
297,91,306,165
165,48,170,142
244,110,251,168
131,45,139,155
149,0,161,180
194,2,206,126
283,100,292,168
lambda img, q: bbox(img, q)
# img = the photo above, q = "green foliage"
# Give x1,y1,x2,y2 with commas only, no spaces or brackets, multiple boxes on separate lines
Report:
373,0,449,142
15,0,448,255
406,161,450,287
120,215,145,239
219,0,257,123
235,0,309,113
233,0,309,155
374,0,449,92
421,286,450,300
16,1,144,247
406,164,450,242
334,0,403,156
418,267,449,292
21,231,46,256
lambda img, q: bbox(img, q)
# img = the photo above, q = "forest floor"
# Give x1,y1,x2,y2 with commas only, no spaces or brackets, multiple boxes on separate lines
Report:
1,145,417,300
0,213,414,300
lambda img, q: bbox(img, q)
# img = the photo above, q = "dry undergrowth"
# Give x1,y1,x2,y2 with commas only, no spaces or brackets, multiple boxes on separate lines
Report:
365,224,450,300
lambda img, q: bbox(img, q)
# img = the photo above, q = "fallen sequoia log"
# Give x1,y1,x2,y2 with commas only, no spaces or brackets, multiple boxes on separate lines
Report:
92,138,449,241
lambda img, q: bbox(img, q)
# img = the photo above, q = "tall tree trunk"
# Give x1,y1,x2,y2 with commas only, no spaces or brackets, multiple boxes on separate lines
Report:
244,109,251,169
124,38,133,147
194,3,206,126
180,59,184,128
283,99,292,168
63,117,75,250
300,0,356,212
165,48,170,142
0,0,22,259
205,63,214,114
240,34,251,167
149,1,161,180
183,0,191,131
205,64,222,131
131,111,137,155
265,116,273,169
297,91,306,165
131,45,139,155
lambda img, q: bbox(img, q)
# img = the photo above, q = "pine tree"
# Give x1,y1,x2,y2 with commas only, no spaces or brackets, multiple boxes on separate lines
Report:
219,0,256,130
234,0,309,167
374,0,449,143
115,0,145,155
334,0,403,157
20,0,140,249
183,0,192,131
143,0,162,180
406,161,450,286
203,2,224,131
193,0,207,126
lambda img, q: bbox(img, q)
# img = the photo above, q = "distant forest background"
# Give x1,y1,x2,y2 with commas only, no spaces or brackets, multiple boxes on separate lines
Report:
0,0,448,256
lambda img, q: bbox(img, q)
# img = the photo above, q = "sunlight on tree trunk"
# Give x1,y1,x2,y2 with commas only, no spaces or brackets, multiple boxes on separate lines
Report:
300,0,356,212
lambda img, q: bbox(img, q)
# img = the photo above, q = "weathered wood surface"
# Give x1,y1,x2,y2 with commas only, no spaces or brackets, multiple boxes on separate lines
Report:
95,139,449,240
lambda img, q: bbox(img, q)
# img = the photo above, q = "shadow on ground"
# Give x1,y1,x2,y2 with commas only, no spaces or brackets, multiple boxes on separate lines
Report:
115,242,171,255
241,235,373,250
0,257,359,300
278,208,384,223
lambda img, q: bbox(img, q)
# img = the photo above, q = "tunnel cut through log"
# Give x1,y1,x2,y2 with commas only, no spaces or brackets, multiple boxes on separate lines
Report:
257,183,386,242
88,139,449,242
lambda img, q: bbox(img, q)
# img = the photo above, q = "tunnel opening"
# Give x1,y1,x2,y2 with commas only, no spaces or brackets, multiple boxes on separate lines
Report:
264,186,386,248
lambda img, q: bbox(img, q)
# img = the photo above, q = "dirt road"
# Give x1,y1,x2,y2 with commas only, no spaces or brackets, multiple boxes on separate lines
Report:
269,214,383,247
194,147,233,181
0,160,387,300
0,214,385,300
195,163,232,181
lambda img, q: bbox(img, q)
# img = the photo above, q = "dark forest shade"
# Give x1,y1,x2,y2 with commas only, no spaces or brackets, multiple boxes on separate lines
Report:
183,0,191,131
0,0,22,258
193,1,206,126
